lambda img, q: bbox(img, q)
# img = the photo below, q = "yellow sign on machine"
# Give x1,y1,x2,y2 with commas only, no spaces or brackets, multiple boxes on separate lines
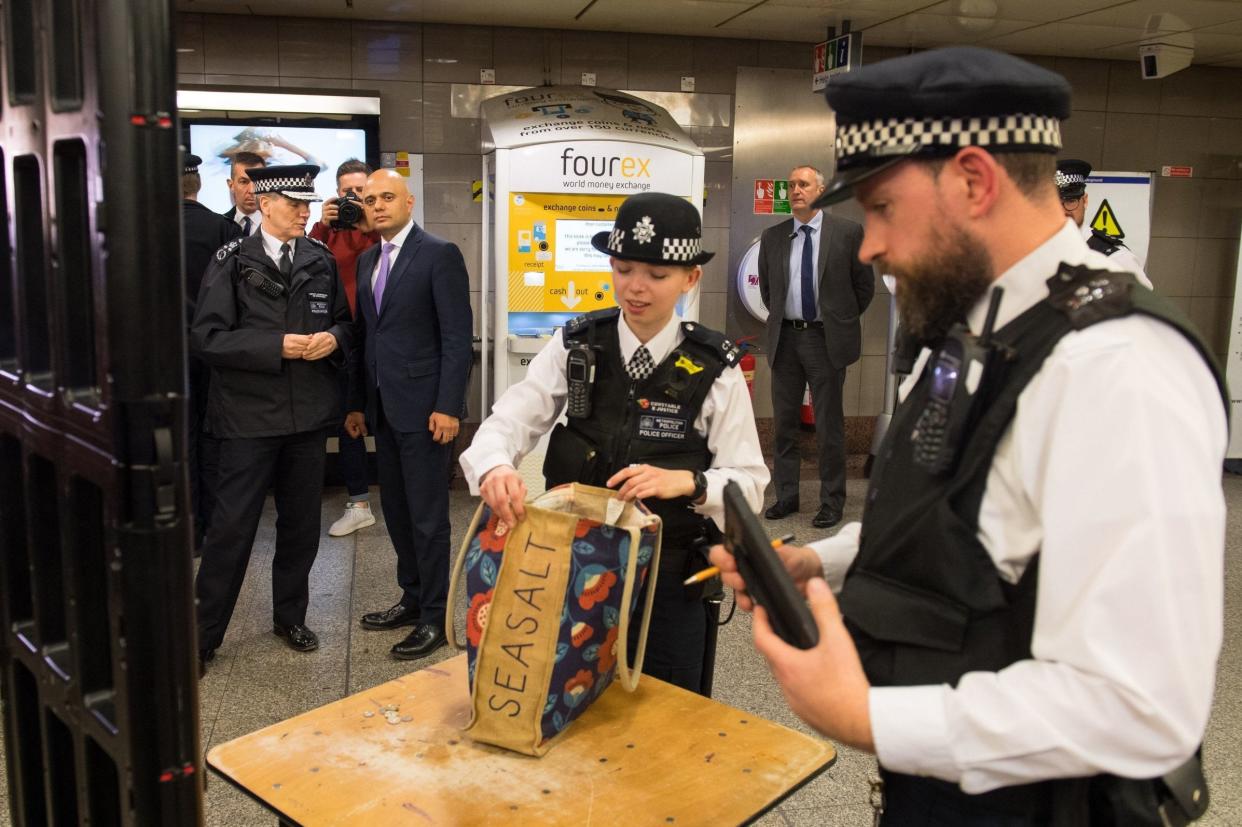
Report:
507,192,628,313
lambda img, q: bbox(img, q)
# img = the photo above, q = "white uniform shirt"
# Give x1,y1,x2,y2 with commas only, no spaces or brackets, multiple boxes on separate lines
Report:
460,313,771,529
234,209,260,236
813,218,1226,793
259,231,295,267
1103,242,1152,289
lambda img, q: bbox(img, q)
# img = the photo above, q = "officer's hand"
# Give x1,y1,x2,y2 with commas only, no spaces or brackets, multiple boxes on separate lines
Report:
302,331,338,360
752,578,874,752
606,464,693,502
480,465,527,530
344,411,367,438
428,412,459,445
282,334,311,358
708,542,823,613
321,198,340,224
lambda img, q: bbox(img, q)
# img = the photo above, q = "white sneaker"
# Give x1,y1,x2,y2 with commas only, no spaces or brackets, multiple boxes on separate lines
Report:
329,502,376,536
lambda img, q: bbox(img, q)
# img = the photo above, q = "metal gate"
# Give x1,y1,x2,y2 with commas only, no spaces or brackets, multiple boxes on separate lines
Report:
1,0,202,823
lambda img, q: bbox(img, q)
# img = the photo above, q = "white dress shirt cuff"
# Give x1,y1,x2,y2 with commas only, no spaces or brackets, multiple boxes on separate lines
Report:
870,685,957,782
808,522,862,592
460,452,513,496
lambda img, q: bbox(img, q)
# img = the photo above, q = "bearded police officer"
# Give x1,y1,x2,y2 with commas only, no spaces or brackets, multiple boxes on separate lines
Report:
461,193,769,695
1056,158,1151,287
191,164,352,673
712,47,1224,825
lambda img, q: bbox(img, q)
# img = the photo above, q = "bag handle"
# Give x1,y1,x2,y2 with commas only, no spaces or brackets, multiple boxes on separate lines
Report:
613,520,662,692
445,501,489,651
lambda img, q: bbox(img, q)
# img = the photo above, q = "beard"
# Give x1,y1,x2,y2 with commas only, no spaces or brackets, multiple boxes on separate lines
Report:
882,224,994,345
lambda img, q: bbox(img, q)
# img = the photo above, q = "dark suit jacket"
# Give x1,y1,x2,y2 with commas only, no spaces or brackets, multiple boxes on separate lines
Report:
348,222,473,434
757,213,875,370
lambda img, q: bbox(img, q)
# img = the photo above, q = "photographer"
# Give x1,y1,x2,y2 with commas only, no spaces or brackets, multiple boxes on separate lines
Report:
309,159,381,536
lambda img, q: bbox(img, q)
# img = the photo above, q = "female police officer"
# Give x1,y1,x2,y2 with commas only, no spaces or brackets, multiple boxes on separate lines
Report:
460,192,769,695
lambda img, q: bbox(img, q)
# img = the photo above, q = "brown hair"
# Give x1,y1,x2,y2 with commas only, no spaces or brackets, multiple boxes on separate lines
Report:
335,158,371,183
923,152,1055,200
229,151,266,180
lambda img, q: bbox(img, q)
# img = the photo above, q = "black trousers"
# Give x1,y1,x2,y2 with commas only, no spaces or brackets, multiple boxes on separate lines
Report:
626,551,713,695
374,394,453,625
770,323,848,511
880,770,1052,827
187,357,219,547
195,428,328,653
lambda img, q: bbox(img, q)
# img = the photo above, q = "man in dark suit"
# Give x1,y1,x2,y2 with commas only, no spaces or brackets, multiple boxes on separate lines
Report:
222,151,266,237
759,165,874,529
181,152,241,551
346,168,472,660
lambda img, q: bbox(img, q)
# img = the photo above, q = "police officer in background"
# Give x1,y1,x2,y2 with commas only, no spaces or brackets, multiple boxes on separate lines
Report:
712,48,1224,824
191,164,352,674
461,193,770,695
182,152,241,550
1055,158,1152,287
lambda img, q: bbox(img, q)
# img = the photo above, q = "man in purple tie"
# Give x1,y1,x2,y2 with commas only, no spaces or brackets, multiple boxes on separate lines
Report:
346,169,473,660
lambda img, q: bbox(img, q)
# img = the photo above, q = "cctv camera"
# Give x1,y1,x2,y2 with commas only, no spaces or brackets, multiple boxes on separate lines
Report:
1139,43,1194,79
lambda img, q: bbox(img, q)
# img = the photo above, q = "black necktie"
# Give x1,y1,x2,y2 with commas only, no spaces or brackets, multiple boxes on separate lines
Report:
800,224,816,322
279,242,292,280
242,215,252,236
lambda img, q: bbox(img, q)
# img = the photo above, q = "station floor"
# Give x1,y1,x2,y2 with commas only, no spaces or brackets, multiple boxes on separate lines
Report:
1,476,1239,825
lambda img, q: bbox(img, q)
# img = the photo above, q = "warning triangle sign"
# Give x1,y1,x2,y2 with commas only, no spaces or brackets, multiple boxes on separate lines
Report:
1090,199,1124,238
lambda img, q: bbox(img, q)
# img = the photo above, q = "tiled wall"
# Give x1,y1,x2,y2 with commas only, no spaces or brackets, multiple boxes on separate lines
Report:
176,15,1242,425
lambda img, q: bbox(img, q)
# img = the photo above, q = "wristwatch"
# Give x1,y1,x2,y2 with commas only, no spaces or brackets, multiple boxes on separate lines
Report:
690,470,708,501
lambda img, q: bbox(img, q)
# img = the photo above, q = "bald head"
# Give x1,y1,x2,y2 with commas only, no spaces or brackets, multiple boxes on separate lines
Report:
363,168,415,240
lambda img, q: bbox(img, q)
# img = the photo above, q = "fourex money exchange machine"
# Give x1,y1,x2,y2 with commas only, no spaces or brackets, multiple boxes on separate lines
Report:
480,87,705,492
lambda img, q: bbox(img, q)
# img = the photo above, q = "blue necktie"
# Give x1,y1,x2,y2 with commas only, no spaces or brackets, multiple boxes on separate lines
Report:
800,224,816,322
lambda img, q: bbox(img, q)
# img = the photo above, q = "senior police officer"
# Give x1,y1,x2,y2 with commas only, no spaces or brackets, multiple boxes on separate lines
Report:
711,47,1225,825
1056,158,1151,287
191,164,352,673
461,193,769,695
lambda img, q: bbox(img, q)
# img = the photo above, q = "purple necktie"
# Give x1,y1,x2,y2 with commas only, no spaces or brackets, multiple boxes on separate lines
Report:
374,242,395,312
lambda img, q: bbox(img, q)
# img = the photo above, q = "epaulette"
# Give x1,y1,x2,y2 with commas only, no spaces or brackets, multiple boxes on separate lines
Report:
1089,229,1124,255
563,307,621,343
305,235,331,254
680,321,741,367
1044,263,1138,330
214,238,243,261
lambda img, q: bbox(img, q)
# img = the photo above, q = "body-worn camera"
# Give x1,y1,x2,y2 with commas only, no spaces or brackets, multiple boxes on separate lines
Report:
330,192,365,230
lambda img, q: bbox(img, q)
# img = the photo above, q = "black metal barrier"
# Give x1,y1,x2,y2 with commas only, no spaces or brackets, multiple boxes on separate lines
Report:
1,0,203,823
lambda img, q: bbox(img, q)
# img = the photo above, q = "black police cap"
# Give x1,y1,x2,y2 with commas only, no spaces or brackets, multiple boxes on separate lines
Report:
814,47,1072,208
1055,159,1092,198
248,164,323,202
590,192,714,266
184,153,202,175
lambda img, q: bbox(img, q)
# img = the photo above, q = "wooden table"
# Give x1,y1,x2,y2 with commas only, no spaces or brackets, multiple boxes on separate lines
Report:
207,655,836,826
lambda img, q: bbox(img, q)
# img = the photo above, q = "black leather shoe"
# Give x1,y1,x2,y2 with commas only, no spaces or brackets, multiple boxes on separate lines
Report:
360,602,419,631
391,624,447,661
198,649,215,678
273,623,320,652
765,500,799,520
812,506,842,529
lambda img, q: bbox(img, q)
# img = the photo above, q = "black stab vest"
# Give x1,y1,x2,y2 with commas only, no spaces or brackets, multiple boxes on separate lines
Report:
841,266,1226,817
543,311,729,570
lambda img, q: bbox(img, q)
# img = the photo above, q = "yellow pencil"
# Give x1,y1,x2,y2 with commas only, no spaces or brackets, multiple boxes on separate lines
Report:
683,533,794,585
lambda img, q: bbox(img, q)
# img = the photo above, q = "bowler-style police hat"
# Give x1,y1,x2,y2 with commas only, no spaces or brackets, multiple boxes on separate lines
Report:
183,153,202,175
1055,159,1091,199
248,164,323,202
813,47,1072,208
590,192,715,266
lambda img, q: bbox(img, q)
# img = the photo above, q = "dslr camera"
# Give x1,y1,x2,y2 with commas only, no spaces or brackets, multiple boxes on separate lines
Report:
330,192,365,230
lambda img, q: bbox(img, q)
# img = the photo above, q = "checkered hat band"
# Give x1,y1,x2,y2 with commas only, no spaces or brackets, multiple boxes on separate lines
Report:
608,228,626,252
1055,171,1085,188
836,113,1061,166
662,237,701,262
254,176,315,194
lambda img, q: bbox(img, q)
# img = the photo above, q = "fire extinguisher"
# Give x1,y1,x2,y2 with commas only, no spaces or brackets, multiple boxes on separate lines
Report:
735,336,757,398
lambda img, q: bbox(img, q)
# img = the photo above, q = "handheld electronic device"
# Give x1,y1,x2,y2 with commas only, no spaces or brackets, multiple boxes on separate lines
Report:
912,287,1004,474
242,267,284,299
565,343,596,418
722,481,819,650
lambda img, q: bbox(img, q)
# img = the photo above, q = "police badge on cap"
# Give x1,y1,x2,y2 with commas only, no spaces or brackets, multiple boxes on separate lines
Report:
1055,159,1091,199
813,46,1072,208
590,192,715,266
247,163,323,202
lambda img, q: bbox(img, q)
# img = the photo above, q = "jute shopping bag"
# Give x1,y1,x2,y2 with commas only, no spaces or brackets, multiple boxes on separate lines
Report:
446,483,661,756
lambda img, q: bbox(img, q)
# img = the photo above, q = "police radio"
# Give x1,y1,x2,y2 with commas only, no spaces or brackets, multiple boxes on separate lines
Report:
911,288,1004,475
565,343,596,419
242,267,284,299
